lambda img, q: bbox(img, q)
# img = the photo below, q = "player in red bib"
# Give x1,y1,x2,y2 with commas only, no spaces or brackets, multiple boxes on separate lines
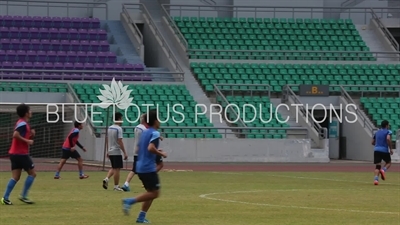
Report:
54,121,89,179
1,104,36,205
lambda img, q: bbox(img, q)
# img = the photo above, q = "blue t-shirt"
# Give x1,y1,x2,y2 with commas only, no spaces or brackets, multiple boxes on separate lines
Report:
373,129,392,153
136,128,160,173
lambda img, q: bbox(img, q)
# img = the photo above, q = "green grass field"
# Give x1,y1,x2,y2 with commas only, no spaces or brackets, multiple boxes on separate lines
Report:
0,171,399,225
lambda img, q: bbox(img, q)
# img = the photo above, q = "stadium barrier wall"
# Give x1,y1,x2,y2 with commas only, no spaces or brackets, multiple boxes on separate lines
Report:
92,137,330,163
340,97,374,161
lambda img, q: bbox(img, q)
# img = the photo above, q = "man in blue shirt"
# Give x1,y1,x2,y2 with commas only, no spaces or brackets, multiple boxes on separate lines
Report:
122,109,167,223
371,120,393,185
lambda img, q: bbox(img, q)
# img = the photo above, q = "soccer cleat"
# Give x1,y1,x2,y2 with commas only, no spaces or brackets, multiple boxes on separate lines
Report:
136,219,150,223
1,198,12,205
122,199,132,215
374,180,379,185
114,187,124,192
19,197,34,204
54,176,61,179
121,185,130,192
79,175,89,179
102,179,108,190
379,169,386,181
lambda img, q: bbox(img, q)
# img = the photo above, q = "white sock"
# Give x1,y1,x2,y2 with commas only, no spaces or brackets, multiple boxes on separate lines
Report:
114,185,119,189
124,182,129,187
104,177,109,182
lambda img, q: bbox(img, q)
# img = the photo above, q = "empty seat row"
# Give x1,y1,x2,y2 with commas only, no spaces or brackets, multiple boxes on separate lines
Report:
0,39,109,51
0,73,152,81
0,27,107,40
0,50,116,63
0,62,144,70
0,16,100,29
174,16,354,25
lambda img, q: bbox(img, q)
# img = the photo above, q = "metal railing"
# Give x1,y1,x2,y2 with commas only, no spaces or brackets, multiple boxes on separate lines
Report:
342,85,400,97
122,3,184,78
213,84,247,128
187,49,400,61
121,4,143,51
162,4,399,54
0,69,183,82
341,0,365,8
0,0,108,20
282,85,327,139
96,126,310,139
338,85,378,134
371,9,399,51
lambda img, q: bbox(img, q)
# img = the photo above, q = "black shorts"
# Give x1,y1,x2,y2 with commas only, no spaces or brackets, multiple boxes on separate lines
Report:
109,155,123,169
374,151,391,164
132,155,138,173
61,150,81,159
155,155,163,165
138,172,160,191
10,155,34,171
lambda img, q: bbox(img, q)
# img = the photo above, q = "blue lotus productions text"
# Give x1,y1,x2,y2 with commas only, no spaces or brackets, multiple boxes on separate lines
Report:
45,103,358,124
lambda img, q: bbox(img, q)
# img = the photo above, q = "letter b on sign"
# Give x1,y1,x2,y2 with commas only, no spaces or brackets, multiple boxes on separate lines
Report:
311,86,318,94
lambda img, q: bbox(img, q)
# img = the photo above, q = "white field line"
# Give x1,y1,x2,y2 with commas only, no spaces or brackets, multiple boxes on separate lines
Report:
210,172,400,186
199,190,400,215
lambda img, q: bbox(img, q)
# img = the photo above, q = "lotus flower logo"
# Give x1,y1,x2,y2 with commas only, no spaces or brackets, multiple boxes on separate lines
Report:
97,78,133,110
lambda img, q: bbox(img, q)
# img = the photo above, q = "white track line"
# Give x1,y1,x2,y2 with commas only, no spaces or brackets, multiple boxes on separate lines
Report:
211,172,400,186
199,190,400,215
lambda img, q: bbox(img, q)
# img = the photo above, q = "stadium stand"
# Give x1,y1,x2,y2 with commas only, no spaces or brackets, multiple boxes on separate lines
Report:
360,97,400,140
191,62,400,93
173,17,375,61
0,15,149,81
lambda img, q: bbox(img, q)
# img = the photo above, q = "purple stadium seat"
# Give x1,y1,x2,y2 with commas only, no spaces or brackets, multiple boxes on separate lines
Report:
99,41,108,51
87,51,97,63
64,62,74,70
94,63,103,70
26,50,36,61
9,27,19,38
0,27,8,38
53,17,63,28
77,51,86,62
12,61,23,68
33,16,43,27
42,16,52,28
114,63,124,71
20,27,29,38
74,62,84,70
124,63,134,71
62,17,72,29
43,62,53,69
23,16,33,27
0,49,5,61
54,62,64,70
57,51,67,61
6,50,16,61
67,51,76,62
23,62,33,69
2,61,12,69
104,63,114,71
81,18,91,29
37,50,47,61
47,51,57,62
133,64,144,71
3,15,13,27
13,16,24,27
33,62,43,69
71,40,80,51
27,73,41,80
84,62,94,70
47,73,60,80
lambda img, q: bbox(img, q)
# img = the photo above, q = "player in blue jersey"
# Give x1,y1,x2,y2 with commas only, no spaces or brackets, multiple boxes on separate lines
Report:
121,110,167,223
371,120,393,185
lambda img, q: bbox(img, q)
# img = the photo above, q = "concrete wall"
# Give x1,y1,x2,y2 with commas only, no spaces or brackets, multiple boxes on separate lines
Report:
0,92,66,103
340,0,389,24
92,137,330,163
0,0,141,20
297,96,340,108
168,0,218,17
233,0,324,19
340,97,373,161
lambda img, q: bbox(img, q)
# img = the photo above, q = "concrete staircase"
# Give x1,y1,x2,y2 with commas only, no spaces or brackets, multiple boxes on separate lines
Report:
356,24,395,61
139,0,236,138
103,20,144,65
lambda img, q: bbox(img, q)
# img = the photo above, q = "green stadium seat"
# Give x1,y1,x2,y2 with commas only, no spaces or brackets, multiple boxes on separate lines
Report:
361,97,400,140
174,17,374,61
